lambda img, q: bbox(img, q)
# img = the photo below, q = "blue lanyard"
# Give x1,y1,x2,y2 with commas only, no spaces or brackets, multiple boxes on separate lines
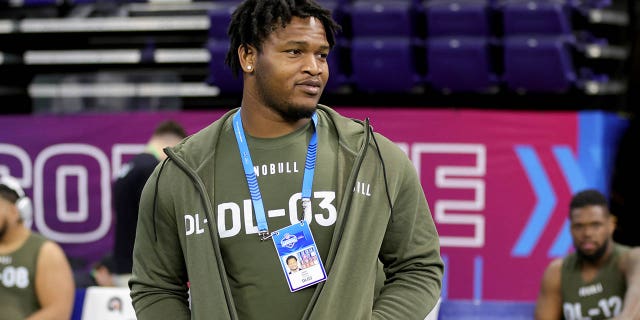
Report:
232,109,318,240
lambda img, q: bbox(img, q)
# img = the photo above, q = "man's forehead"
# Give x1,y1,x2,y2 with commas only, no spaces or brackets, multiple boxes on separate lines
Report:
272,16,326,35
571,207,609,221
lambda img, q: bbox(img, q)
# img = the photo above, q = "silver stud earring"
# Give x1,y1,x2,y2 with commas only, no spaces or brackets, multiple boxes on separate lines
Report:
247,66,252,70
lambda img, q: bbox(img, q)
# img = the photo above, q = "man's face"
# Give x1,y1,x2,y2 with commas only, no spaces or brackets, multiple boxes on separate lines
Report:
0,198,16,241
250,16,330,121
287,258,298,271
570,204,614,262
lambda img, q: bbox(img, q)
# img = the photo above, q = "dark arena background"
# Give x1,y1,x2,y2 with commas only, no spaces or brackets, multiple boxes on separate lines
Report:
1,0,638,319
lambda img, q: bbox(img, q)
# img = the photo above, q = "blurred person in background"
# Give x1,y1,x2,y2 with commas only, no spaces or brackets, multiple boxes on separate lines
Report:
535,189,640,320
111,119,187,287
0,175,75,319
129,0,443,319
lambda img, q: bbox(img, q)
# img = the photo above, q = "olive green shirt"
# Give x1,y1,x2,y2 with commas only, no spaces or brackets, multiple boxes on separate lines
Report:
0,232,46,319
214,116,338,319
561,243,629,320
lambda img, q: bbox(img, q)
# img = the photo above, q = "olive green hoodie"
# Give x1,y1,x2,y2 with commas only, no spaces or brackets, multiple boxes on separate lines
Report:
130,105,443,320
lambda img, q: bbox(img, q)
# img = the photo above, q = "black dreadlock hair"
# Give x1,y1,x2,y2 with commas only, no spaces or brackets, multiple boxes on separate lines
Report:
225,0,341,77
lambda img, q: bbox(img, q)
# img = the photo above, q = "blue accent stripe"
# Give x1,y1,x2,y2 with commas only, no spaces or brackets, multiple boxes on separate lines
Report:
473,256,483,302
548,220,572,257
576,111,628,195
553,146,588,192
578,112,602,191
300,113,319,199
549,145,588,257
512,145,557,257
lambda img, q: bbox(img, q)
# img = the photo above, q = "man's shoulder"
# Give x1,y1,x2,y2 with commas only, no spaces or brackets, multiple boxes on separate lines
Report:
168,109,236,164
180,110,234,147
317,104,364,132
541,257,564,275
19,232,55,262
617,243,640,273
27,232,49,247
317,104,402,153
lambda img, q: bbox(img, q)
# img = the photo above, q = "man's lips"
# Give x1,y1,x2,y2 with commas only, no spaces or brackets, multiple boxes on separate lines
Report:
297,79,322,94
580,242,596,250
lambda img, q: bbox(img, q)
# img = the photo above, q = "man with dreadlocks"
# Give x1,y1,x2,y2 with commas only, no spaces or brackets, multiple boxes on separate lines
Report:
129,1,443,319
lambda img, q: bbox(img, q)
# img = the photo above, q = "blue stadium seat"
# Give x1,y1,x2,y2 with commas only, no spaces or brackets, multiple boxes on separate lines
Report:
351,37,424,93
503,35,576,93
314,0,348,40
425,0,492,37
502,0,572,36
427,37,497,92
346,0,418,38
206,39,242,93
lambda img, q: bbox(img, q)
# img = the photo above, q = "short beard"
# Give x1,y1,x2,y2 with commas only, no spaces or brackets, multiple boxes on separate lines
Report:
276,105,315,122
254,71,317,122
0,222,6,241
577,239,609,264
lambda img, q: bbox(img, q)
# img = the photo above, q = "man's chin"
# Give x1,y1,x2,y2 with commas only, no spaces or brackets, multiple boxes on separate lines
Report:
282,104,317,121
576,245,607,263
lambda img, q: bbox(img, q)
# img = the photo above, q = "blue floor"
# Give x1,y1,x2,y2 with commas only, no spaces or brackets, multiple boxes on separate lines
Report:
439,300,535,320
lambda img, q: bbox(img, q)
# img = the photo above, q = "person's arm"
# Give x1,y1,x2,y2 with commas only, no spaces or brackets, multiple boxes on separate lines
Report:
26,241,75,320
373,154,444,320
534,258,563,320
615,247,640,320
129,166,191,320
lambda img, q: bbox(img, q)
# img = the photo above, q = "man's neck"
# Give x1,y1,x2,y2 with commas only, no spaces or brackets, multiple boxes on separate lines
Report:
580,241,614,270
239,105,310,138
146,140,164,160
0,225,30,254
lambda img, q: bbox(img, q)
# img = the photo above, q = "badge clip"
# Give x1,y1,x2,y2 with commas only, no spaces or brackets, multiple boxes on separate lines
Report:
259,231,273,241
302,198,312,216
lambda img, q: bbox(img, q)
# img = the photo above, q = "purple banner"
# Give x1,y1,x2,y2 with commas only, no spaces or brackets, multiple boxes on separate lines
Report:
0,111,225,269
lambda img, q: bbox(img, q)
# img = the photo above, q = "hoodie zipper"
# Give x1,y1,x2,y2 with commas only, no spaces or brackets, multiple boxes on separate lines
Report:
301,117,372,319
163,147,240,320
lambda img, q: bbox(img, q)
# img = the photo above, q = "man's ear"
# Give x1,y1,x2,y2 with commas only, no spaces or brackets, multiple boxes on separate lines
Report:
609,213,618,234
238,44,257,73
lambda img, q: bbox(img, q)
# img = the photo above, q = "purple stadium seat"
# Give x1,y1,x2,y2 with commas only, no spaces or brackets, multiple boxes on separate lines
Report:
502,0,572,36
206,39,242,93
347,0,417,38
351,37,424,93
324,42,351,93
425,0,491,37
427,37,497,92
207,2,239,39
503,36,576,93
19,0,59,5
312,0,348,40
